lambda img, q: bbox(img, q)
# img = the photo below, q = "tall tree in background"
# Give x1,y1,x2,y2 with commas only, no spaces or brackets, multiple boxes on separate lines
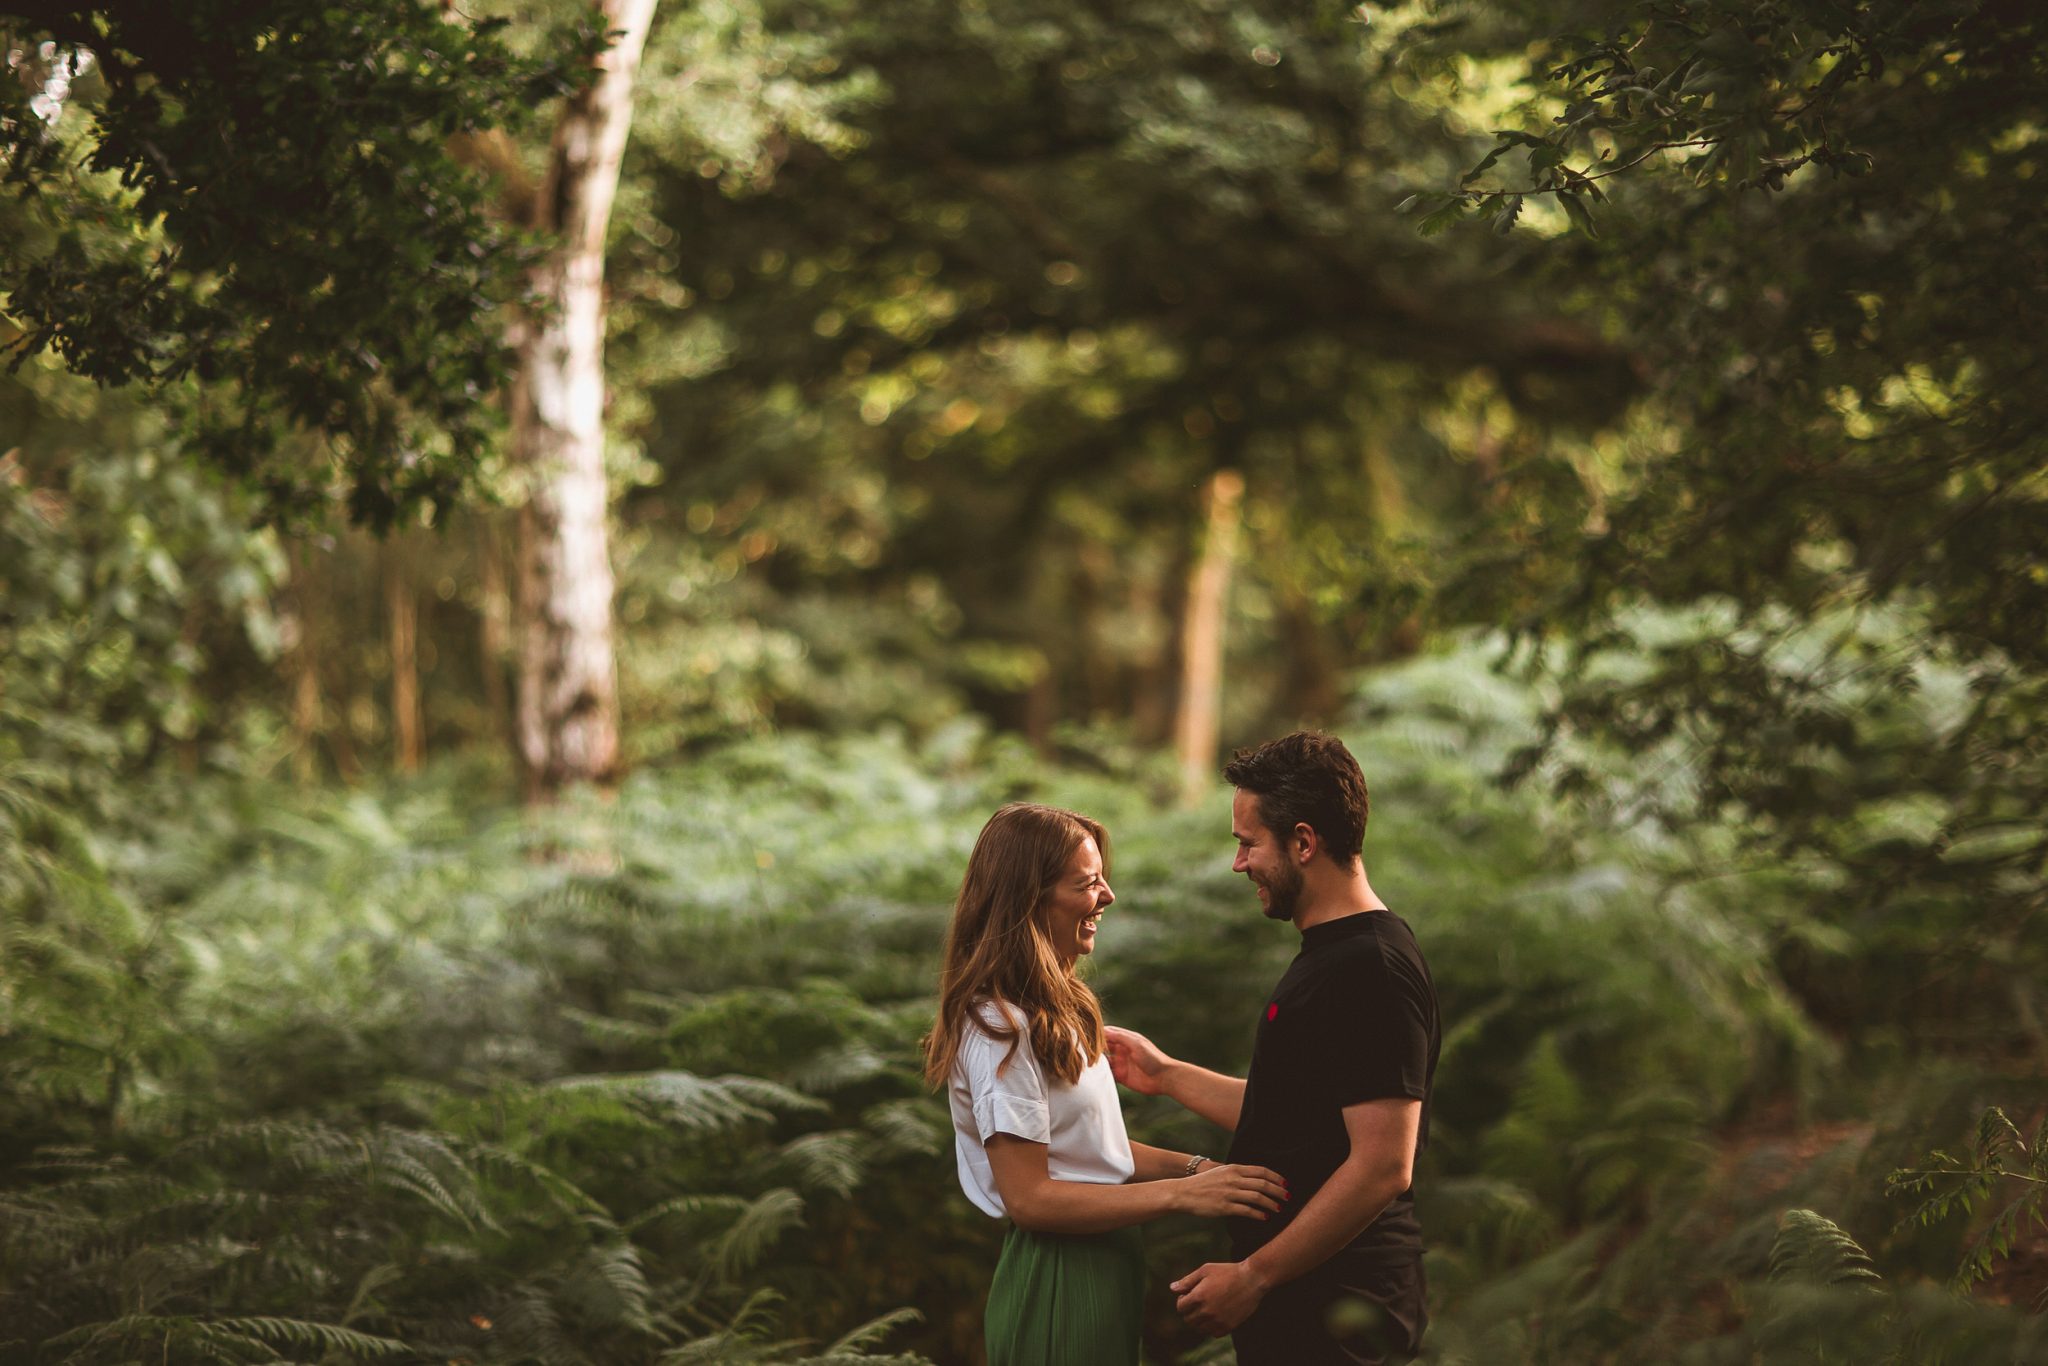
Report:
0,0,599,524
1,1,603,791
1174,468,1243,803
509,0,656,801
384,536,424,773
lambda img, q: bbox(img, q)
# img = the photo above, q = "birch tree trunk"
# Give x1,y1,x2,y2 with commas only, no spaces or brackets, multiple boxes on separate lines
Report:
1173,469,1244,806
386,540,423,773
510,0,657,802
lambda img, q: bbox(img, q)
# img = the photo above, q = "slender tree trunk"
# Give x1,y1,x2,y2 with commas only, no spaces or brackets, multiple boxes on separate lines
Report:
475,513,514,754
1075,542,1116,719
1276,587,1341,724
287,627,322,787
1127,578,1170,745
281,542,355,784
386,540,423,773
1173,469,1244,806
510,0,656,803
1023,666,1056,752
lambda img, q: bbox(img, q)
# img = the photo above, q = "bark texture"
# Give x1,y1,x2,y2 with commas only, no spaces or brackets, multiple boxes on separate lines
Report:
1174,469,1244,806
386,541,422,773
510,0,657,801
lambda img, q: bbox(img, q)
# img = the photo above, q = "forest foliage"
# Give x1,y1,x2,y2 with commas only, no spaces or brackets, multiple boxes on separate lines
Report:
5,641,2044,1363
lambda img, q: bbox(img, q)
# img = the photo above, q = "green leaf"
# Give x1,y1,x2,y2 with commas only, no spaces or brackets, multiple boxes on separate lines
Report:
1559,192,1600,238
1418,198,1470,238
1493,194,1525,235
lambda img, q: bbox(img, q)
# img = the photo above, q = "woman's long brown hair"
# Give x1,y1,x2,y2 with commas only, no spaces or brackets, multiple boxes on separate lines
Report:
922,803,1110,1089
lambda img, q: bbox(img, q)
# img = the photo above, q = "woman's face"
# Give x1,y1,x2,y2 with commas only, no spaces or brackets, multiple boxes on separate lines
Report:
1042,836,1114,965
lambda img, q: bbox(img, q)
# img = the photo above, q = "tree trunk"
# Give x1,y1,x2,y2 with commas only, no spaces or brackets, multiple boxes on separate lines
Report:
1126,566,1171,746
475,513,514,754
287,622,322,786
1276,587,1342,725
281,542,357,784
386,540,423,773
1173,469,1244,806
510,0,657,803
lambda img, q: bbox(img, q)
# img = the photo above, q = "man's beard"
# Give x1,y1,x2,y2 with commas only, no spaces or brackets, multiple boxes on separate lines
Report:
1260,862,1303,921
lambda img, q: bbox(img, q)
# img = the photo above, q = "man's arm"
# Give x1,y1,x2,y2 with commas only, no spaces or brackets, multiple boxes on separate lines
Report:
1105,1025,1248,1132
1172,1097,1422,1337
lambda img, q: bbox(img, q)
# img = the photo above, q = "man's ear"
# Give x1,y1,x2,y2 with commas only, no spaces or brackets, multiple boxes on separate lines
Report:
1292,822,1318,864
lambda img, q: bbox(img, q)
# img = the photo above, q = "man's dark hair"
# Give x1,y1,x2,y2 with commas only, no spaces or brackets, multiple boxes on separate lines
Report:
1223,731,1369,865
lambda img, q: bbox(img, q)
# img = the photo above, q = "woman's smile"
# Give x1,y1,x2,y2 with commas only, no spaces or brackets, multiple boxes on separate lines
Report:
1047,837,1113,961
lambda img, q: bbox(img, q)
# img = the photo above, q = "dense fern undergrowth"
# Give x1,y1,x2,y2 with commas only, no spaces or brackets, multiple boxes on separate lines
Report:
4,639,2043,1364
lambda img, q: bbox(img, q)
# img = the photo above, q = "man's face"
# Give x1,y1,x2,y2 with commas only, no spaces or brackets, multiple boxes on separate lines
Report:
1232,790,1302,922
1043,836,1114,963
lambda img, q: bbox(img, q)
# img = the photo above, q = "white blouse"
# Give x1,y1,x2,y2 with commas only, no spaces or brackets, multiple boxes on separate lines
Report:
947,1000,1135,1219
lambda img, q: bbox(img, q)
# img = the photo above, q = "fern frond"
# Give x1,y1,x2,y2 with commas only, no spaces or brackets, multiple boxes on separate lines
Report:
625,1191,750,1236
1975,1106,2026,1168
709,1074,831,1119
820,1306,923,1355
458,1137,610,1219
786,1044,893,1094
860,1100,945,1158
559,1240,660,1336
487,1284,589,1366
563,1005,670,1047
709,1188,806,1282
544,1070,819,1134
1768,1208,1883,1290
658,1288,793,1364
45,1311,407,1364
1955,1187,2048,1293
210,1316,413,1359
775,1131,867,1198
339,1262,403,1328
724,1286,790,1342
327,1133,494,1234
1889,1107,2048,1289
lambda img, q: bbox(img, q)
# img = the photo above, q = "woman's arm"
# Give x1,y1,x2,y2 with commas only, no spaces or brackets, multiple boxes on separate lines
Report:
986,1135,1286,1235
1129,1140,1214,1182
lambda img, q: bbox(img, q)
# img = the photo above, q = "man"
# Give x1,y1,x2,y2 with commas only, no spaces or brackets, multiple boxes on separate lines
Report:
1106,731,1440,1365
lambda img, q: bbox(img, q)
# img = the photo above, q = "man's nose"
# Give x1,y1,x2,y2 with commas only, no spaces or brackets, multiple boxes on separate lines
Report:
1232,852,1248,873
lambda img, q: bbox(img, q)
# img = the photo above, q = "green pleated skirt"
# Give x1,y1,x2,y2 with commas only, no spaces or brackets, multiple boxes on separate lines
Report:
984,1223,1145,1366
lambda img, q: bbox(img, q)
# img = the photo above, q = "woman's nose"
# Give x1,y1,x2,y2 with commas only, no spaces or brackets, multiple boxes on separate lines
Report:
1098,882,1114,906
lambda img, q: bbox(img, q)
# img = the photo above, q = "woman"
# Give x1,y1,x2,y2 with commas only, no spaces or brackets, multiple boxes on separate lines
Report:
923,803,1288,1366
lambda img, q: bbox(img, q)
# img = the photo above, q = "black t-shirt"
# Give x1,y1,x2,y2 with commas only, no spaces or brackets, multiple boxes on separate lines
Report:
1225,909,1440,1268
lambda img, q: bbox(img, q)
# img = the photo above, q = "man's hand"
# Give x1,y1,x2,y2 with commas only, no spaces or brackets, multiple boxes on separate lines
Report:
1106,1027,1249,1130
1104,1025,1174,1095
1171,1260,1268,1336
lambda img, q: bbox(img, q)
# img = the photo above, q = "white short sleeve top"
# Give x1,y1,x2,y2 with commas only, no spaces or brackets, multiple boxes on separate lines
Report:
947,1000,1135,1218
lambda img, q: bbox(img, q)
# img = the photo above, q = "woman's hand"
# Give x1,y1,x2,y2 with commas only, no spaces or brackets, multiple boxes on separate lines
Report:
1173,1162,1288,1220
